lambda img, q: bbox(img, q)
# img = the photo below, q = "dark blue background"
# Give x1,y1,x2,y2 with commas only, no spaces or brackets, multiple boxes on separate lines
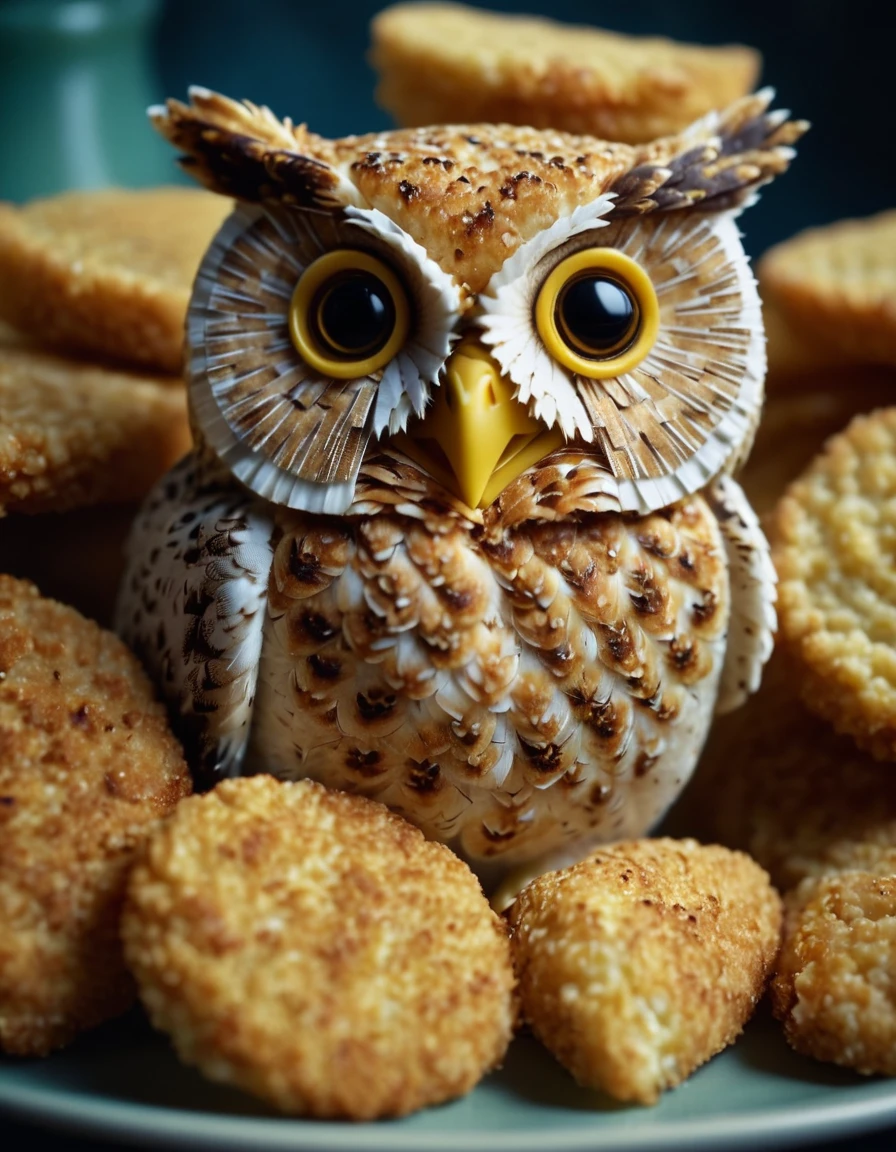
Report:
153,0,895,256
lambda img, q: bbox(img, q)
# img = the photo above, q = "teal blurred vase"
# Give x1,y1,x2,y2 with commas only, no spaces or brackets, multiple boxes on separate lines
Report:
0,0,176,201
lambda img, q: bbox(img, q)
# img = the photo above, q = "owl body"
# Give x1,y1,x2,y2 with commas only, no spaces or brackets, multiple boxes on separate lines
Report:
118,89,803,887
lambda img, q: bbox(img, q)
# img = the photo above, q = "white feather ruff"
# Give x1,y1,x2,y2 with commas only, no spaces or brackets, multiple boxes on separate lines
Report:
707,473,777,715
188,203,464,513
477,205,766,514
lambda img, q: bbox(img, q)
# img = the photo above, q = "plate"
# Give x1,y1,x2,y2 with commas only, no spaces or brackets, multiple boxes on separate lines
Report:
2,1007,896,1151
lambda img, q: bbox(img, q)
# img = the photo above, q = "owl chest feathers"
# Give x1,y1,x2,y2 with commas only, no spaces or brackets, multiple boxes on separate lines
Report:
245,484,730,872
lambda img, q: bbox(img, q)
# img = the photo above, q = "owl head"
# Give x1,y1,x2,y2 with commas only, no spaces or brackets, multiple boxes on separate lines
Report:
153,88,806,515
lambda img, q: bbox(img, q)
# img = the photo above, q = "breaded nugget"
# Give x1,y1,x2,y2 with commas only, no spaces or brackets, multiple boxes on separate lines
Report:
739,368,896,517
772,872,896,1076
759,211,896,369
676,646,896,893
371,4,759,145
122,776,515,1119
0,333,191,515
508,839,781,1105
0,576,191,1056
773,408,896,761
0,188,231,372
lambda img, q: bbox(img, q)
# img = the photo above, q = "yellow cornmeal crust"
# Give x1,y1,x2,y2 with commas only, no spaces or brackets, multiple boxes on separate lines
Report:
739,367,896,518
0,332,191,514
772,872,896,1076
507,839,781,1106
759,211,896,369
122,776,516,1119
674,646,896,894
772,407,896,761
370,4,760,145
0,188,232,373
0,576,191,1056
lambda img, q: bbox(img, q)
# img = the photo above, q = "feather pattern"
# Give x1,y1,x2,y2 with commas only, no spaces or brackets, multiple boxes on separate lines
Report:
150,86,365,210
115,452,276,787
477,208,765,515
188,203,464,512
610,88,808,215
706,473,776,715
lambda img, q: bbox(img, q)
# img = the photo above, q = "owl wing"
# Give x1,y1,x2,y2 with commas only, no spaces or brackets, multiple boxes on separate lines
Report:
707,473,776,715
115,452,276,786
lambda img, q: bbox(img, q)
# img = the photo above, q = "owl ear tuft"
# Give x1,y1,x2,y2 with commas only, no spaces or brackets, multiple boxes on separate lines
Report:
149,88,366,210
609,89,809,215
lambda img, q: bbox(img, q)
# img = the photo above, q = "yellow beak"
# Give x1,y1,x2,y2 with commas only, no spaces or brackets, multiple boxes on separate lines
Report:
393,339,564,509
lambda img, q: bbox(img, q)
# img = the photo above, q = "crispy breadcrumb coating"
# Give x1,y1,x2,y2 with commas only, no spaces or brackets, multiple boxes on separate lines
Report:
773,872,896,1075
122,776,516,1119
508,839,781,1105
0,576,191,1056
0,189,231,373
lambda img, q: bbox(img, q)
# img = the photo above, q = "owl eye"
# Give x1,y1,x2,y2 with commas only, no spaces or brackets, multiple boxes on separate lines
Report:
289,249,411,379
535,248,660,379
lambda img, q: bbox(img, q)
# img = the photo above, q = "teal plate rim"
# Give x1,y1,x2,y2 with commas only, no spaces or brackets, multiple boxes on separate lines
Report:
2,1012,896,1152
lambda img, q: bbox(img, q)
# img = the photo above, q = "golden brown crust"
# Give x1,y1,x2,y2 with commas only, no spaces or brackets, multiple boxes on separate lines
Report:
370,3,760,145
0,576,191,1056
0,332,191,515
772,408,896,761
738,368,896,518
759,211,896,369
122,776,516,1119
507,838,781,1105
772,872,896,1075
0,188,232,372
674,646,896,893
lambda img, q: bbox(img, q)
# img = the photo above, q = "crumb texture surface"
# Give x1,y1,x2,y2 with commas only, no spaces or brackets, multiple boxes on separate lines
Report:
0,576,191,1056
508,838,781,1104
123,775,516,1118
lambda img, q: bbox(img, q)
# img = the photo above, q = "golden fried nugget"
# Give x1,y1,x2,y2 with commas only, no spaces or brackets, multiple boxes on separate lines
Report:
0,335,191,515
759,211,896,369
122,776,516,1119
371,3,759,144
0,188,231,372
773,408,896,761
772,872,896,1076
674,647,896,893
739,368,896,517
508,839,781,1105
0,576,191,1056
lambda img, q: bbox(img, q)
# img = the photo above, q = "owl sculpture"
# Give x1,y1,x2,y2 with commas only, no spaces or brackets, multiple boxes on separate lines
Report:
118,88,805,891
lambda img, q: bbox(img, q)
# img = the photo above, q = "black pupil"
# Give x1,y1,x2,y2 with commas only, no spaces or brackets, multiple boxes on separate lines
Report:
316,272,395,358
558,275,637,357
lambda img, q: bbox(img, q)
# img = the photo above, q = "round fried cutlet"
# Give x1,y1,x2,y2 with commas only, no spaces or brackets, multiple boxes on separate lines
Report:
508,839,781,1105
371,4,759,145
0,331,191,515
772,408,896,761
759,211,896,369
772,872,896,1075
675,646,896,893
122,776,516,1119
0,576,191,1056
0,188,231,373
739,368,896,518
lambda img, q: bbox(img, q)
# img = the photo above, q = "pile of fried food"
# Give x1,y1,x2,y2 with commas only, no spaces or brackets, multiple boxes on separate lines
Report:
1,0,895,1123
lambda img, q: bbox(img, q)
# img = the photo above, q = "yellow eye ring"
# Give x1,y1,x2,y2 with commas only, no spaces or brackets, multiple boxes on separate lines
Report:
535,248,660,379
289,249,411,380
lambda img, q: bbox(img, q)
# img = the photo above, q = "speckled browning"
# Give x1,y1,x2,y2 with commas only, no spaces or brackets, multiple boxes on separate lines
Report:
0,577,191,1056
122,776,515,1118
251,453,729,884
508,839,782,1104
